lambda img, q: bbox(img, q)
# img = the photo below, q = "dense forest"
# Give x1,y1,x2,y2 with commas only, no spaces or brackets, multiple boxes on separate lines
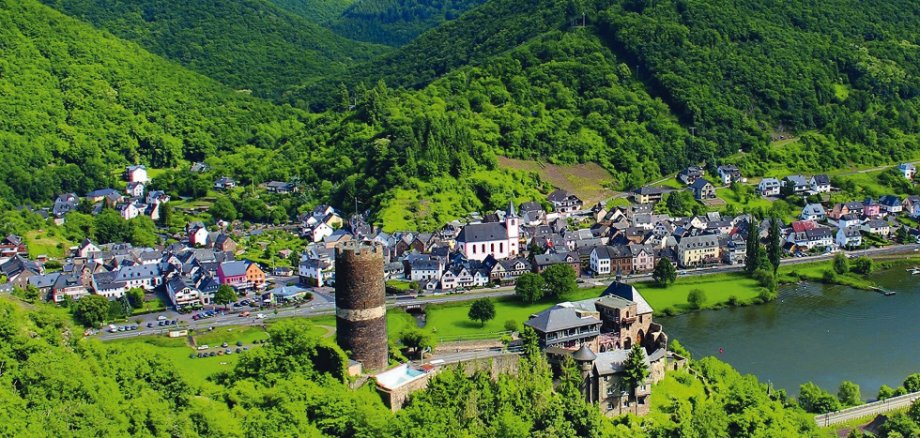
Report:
330,0,487,46
268,0,355,24
39,0,388,97
0,298,839,437
7,0,920,231
598,0,920,174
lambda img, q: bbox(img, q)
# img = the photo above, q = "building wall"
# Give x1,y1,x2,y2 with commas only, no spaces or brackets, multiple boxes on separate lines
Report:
335,242,388,371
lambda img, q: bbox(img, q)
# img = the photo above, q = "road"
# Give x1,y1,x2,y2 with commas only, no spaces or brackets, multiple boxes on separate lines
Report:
97,243,920,341
816,391,920,427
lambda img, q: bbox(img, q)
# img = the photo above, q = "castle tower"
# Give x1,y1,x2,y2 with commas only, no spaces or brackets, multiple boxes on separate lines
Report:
335,241,388,372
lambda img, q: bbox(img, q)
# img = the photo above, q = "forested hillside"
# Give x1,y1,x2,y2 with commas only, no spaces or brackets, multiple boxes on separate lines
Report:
329,0,487,46
39,0,388,97
290,0,580,108
599,0,920,174
268,0,355,24
0,297,826,437
0,0,316,205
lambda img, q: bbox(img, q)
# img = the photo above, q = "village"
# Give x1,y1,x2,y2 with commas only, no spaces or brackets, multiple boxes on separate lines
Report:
5,160,920,311
2,160,920,422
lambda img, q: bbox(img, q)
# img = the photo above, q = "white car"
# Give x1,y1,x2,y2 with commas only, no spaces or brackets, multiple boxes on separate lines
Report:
157,315,167,321
256,313,265,319
196,345,209,350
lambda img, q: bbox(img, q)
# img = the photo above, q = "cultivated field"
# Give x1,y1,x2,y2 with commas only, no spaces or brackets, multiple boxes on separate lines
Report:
498,157,619,205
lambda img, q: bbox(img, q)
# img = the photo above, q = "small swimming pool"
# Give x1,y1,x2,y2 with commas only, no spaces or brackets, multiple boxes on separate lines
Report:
375,364,427,390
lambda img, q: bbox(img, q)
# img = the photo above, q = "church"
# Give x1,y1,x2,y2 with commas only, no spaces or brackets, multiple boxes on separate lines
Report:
455,202,520,261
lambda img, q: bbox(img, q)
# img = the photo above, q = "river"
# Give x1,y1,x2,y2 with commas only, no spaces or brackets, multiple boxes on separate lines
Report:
659,268,920,398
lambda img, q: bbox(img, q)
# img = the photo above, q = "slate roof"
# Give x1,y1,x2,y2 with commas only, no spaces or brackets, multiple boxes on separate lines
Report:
218,261,249,277
601,281,653,314
690,178,713,189
524,304,601,333
457,222,508,243
115,264,160,280
28,272,61,289
812,174,831,185
593,348,649,376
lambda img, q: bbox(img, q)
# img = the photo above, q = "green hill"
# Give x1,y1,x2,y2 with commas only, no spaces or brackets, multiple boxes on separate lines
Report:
0,0,307,204
328,0,487,47
268,0,355,24
599,0,920,173
39,0,389,98
290,0,575,108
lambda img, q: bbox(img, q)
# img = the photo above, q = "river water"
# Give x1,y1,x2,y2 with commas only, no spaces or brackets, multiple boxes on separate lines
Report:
659,268,920,398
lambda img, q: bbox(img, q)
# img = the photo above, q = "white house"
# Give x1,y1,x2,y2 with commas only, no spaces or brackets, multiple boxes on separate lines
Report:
717,165,744,185
188,223,209,247
903,196,920,218
408,256,444,282
758,178,781,196
788,228,834,250
126,181,145,198
309,222,334,243
119,203,140,220
834,214,862,230
809,175,831,193
125,165,150,183
114,264,162,290
800,204,826,221
298,259,332,287
861,219,891,237
836,227,863,248
456,203,519,261
899,163,916,180
166,276,201,308
879,195,903,214
589,246,613,275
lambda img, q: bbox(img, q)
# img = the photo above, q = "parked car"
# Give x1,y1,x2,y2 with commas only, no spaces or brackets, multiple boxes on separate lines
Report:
256,313,265,319
157,315,167,321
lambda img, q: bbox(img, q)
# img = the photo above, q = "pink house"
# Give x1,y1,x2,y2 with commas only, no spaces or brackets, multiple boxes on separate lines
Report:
862,198,881,218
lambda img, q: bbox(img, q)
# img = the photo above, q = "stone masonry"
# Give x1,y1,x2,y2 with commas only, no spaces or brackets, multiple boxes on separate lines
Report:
335,241,388,372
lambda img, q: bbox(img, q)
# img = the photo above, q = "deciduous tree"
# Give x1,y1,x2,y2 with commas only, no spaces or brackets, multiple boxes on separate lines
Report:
653,258,676,287
515,272,545,303
541,264,576,299
468,298,495,327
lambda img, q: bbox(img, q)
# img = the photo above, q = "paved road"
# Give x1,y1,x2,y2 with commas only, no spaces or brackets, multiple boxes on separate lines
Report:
97,243,920,341
816,391,920,427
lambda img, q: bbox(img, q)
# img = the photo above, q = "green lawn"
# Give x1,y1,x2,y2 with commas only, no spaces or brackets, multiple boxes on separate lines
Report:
715,187,774,212
386,280,413,291
635,273,763,314
24,229,71,258
109,336,241,387
132,297,167,315
192,325,269,347
422,287,607,341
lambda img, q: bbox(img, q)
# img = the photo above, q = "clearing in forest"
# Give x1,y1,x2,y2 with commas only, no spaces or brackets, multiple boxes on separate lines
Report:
498,157,619,205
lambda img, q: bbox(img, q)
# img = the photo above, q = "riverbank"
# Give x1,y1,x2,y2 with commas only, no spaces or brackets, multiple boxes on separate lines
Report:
659,267,920,397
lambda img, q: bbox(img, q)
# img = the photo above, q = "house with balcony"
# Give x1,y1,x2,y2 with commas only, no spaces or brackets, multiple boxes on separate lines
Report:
758,178,781,196
524,302,603,350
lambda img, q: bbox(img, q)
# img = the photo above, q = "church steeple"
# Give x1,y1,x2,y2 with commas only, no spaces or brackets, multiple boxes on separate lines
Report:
506,199,518,218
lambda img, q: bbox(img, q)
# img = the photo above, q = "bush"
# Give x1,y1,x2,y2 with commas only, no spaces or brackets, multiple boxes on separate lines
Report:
799,382,840,413
503,320,519,332
752,268,776,291
660,307,676,316
687,289,707,310
852,257,873,275
757,287,777,303
727,295,740,306
822,270,836,283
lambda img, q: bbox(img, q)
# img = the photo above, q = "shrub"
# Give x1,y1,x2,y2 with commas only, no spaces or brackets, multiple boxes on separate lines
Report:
687,288,707,310
503,319,519,332
727,295,740,306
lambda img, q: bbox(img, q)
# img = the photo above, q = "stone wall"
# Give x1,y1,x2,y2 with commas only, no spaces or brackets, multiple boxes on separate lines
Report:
335,241,388,371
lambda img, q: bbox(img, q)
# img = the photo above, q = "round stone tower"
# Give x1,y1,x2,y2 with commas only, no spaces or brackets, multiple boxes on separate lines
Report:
334,241,388,372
